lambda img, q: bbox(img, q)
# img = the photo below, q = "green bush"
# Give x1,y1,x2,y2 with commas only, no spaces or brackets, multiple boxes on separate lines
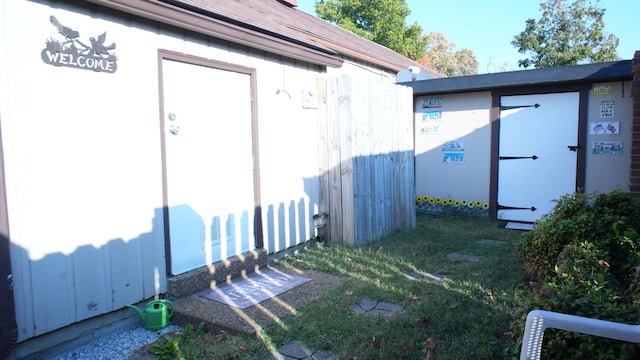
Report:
516,190,640,284
507,190,640,359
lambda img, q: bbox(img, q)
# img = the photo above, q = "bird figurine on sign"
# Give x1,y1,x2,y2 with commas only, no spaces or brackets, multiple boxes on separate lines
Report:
90,32,116,57
49,15,79,43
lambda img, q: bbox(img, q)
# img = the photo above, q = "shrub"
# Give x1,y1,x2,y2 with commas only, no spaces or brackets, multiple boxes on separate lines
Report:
515,190,640,284
507,190,640,360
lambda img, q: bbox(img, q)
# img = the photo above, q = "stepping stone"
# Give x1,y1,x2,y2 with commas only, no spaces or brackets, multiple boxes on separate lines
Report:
278,341,313,359
349,303,368,315
477,239,507,245
405,271,446,283
311,351,336,360
447,253,480,262
263,340,336,360
358,298,379,311
375,302,403,313
349,298,403,317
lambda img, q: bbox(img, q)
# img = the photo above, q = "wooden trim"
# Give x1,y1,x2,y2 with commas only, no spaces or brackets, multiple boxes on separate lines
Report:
576,89,588,191
489,95,500,218
156,51,171,276
157,50,263,274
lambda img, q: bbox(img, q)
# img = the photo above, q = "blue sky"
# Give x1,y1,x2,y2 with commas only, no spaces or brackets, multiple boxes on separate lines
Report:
296,0,638,73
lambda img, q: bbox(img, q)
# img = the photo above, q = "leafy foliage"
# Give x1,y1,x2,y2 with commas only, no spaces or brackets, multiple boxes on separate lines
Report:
149,323,259,359
418,32,478,76
315,0,428,60
151,323,206,360
508,190,640,359
512,0,619,68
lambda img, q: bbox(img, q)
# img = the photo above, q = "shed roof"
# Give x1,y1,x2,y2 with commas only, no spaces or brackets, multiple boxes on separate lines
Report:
408,60,632,95
89,0,441,77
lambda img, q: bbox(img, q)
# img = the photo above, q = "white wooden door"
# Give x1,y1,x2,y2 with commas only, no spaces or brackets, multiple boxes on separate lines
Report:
161,59,255,275
498,92,579,222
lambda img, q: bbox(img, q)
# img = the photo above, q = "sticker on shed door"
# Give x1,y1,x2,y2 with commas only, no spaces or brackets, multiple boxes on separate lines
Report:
161,59,255,275
498,92,579,223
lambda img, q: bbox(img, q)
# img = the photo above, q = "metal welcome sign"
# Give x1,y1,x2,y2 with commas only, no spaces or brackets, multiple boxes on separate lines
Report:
42,16,117,73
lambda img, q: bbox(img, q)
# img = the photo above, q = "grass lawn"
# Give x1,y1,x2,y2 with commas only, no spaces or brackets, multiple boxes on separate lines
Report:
150,214,529,359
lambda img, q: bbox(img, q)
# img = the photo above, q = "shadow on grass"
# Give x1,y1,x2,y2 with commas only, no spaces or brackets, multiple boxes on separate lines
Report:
265,215,528,360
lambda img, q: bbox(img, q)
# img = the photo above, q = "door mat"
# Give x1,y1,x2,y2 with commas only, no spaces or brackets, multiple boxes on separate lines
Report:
505,222,533,231
200,270,311,309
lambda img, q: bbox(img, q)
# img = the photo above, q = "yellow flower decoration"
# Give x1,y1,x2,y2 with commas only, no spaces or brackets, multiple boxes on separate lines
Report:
461,199,468,205
475,200,482,207
454,200,461,206
435,197,441,203
482,203,489,209
416,196,422,203
428,198,435,204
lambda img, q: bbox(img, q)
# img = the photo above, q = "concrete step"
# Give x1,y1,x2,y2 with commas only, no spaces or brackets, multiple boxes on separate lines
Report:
170,266,344,335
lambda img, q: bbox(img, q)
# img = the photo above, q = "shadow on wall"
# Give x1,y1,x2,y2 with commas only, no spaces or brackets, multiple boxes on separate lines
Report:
166,204,254,275
4,193,317,354
3,146,419,355
305,150,416,248
265,200,311,255
6,208,167,344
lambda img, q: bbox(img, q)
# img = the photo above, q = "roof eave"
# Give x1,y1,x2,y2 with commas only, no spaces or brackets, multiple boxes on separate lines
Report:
410,60,632,95
87,0,344,68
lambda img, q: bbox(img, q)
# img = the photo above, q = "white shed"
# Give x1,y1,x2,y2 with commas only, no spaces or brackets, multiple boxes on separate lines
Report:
406,60,634,223
0,0,437,356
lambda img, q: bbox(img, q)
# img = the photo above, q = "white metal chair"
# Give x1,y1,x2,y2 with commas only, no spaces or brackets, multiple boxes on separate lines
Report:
520,309,640,360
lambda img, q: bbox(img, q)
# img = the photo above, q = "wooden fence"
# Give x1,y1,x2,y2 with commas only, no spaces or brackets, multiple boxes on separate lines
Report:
317,75,416,247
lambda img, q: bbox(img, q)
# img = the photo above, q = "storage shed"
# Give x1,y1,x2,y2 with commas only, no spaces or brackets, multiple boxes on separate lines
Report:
0,0,435,356
407,57,637,223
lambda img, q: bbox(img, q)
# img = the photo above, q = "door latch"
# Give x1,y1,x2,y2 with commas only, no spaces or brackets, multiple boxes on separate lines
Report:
567,145,582,152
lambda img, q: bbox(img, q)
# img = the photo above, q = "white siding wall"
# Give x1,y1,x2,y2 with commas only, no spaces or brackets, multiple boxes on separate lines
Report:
255,58,324,253
414,92,493,205
1,1,169,339
0,0,344,340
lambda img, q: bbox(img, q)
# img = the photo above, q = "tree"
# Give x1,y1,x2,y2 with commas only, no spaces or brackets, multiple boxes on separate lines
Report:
418,32,478,76
512,0,619,68
315,0,427,60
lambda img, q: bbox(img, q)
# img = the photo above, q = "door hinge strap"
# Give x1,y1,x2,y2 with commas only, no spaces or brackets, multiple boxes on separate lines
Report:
500,103,541,111
498,204,537,211
499,155,538,160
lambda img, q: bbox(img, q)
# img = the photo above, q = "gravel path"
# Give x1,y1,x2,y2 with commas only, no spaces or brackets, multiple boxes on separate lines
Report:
53,324,180,360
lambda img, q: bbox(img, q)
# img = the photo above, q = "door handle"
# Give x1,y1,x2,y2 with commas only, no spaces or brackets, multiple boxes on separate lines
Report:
567,145,581,152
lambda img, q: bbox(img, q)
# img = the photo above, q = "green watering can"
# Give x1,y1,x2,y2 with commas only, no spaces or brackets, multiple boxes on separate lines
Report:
126,299,174,330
